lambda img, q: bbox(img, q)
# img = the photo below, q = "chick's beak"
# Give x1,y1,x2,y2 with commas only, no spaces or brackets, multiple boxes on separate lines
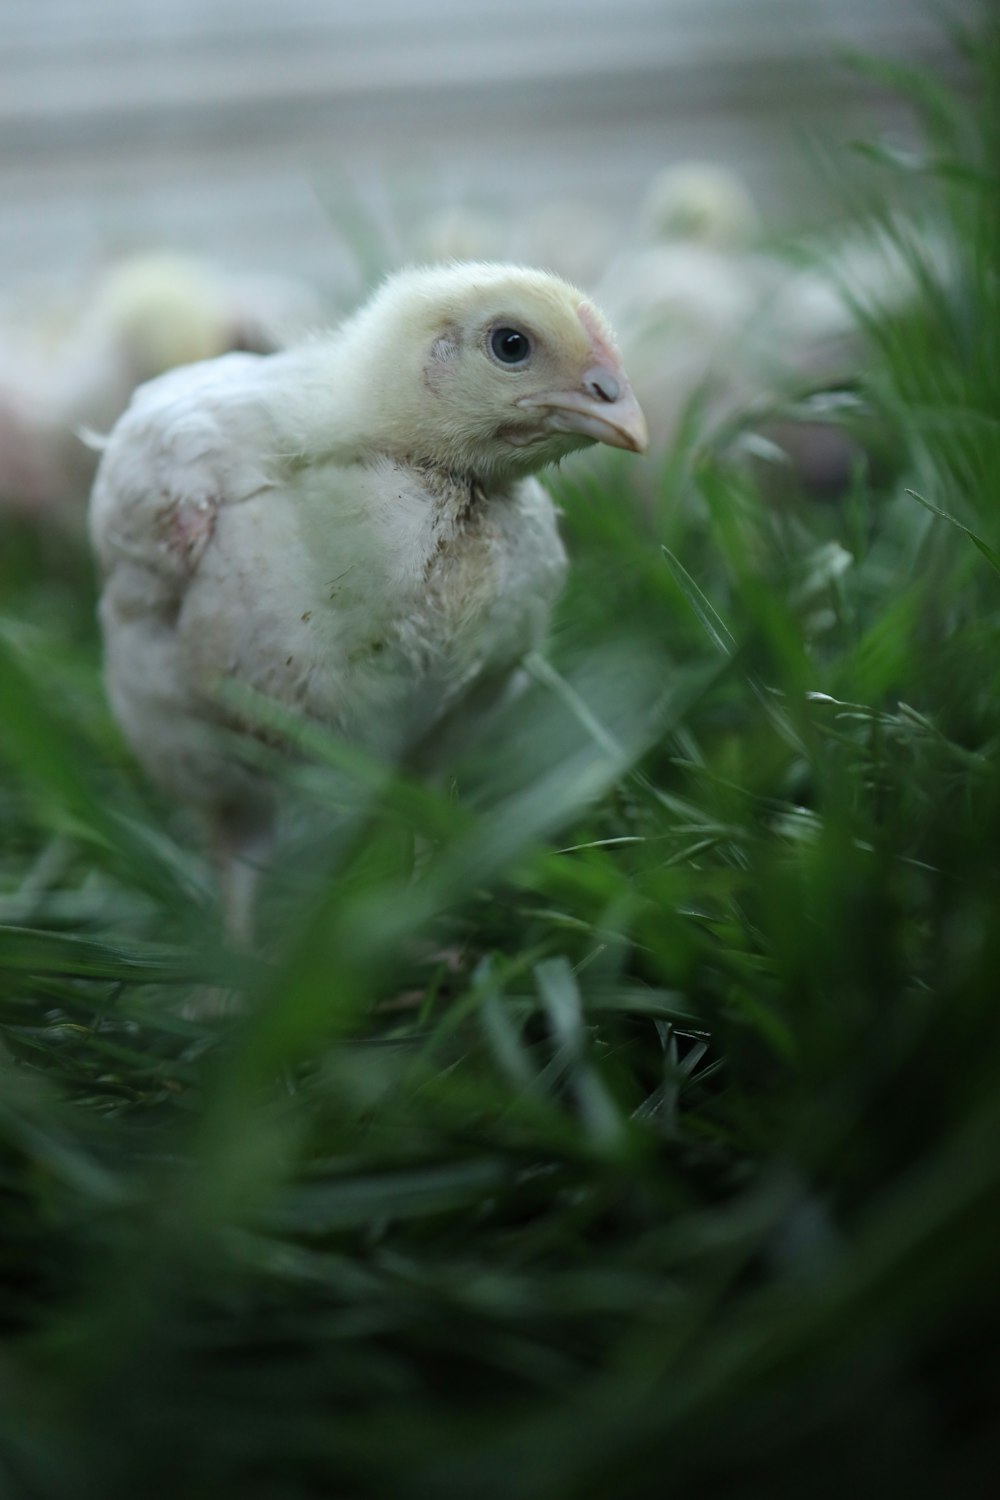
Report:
517,362,649,455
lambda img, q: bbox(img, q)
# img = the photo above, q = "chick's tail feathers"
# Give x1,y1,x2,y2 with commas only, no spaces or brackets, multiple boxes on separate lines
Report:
75,424,111,455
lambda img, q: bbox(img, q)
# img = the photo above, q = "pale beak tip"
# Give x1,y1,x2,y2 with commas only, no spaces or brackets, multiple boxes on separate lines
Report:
607,402,649,455
627,412,650,456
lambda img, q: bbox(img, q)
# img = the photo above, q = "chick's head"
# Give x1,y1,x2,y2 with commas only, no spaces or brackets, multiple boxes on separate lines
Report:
346,263,647,483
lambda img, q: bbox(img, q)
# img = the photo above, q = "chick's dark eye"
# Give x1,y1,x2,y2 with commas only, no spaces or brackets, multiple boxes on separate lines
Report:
490,327,532,365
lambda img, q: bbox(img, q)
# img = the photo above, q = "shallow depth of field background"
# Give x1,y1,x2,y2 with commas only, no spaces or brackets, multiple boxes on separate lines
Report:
2,4,998,1500
0,0,971,294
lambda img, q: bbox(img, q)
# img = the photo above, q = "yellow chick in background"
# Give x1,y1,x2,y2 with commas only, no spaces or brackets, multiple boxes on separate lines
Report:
0,253,325,521
638,163,760,249
89,262,647,938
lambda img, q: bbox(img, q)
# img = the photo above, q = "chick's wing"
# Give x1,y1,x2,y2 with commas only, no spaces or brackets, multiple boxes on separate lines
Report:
89,353,274,590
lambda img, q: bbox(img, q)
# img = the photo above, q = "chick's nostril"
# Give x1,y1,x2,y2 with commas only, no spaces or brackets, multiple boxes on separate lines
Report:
584,366,620,404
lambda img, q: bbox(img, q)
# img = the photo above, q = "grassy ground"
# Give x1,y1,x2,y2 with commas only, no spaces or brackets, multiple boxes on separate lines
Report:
2,28,999,1500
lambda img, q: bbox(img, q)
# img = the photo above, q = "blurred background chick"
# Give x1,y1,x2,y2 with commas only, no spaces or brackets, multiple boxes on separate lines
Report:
0,252,326,522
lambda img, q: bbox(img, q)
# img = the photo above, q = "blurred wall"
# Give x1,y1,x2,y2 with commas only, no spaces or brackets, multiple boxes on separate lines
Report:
0,0,974,295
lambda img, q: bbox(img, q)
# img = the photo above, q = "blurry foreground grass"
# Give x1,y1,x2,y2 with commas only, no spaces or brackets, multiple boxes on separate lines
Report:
2,31,1000,1500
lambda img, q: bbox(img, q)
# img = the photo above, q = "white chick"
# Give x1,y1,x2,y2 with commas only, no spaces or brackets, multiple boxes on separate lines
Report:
598,167,908,498
0,253,325,521
596,167,766,470
90,262,647,938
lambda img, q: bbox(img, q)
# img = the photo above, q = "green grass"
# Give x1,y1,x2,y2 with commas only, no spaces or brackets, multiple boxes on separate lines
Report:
2,29,1000,1500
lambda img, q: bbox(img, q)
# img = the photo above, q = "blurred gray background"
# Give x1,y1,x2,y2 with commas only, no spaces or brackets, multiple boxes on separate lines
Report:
1,0,974,297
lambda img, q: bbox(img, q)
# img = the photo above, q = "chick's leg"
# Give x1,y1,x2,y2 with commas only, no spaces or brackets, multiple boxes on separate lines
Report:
211,806,276,949
179,807,274,1020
